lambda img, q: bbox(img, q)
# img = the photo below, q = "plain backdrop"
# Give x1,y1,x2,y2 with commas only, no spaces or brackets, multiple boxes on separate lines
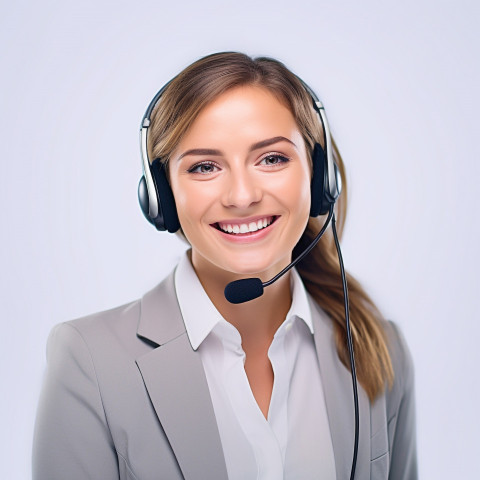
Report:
1,0,479,477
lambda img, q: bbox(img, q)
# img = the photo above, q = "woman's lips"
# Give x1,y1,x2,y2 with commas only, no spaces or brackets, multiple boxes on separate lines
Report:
215,216,276,235
210,216,279,243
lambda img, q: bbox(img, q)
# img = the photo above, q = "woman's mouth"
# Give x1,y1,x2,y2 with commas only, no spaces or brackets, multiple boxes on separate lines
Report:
213,216,278,235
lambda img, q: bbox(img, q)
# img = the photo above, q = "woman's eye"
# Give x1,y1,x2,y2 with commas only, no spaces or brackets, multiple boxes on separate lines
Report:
260,154,290,166
187,162,219,174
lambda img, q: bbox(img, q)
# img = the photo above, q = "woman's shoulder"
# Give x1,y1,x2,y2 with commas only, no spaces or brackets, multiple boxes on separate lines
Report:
382,320,415,388
61,297,140,338
45,298,146,382
47,270,180,365
380,320,416,424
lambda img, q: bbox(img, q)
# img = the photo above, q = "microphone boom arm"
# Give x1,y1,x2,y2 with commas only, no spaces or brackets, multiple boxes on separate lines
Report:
263,205,334,288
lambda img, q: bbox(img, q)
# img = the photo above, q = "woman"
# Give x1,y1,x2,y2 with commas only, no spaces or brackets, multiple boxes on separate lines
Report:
33,52,417,479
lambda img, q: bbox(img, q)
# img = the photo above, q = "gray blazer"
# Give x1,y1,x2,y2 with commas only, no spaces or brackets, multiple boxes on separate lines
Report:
32,271,417,480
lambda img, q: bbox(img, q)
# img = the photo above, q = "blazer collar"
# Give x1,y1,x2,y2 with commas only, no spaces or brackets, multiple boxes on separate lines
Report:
135,272,228,480
309,296,371,480
136,271,185,346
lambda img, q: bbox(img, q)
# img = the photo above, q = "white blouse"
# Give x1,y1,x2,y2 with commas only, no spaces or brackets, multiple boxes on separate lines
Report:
174,253,336,480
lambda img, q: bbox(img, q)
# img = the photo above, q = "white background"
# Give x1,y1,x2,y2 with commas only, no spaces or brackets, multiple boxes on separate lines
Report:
1,0,479,477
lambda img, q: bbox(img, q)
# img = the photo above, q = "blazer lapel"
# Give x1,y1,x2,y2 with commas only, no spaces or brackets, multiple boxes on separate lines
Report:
135,273,228,480
310,298,371,479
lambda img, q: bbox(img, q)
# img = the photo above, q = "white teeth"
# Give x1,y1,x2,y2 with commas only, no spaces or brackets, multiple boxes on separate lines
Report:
217,217,274,234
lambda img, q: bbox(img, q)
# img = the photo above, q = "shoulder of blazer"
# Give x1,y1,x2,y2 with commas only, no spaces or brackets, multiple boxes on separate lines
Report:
38,269,228,480
382,320,416,418
58,270,186,365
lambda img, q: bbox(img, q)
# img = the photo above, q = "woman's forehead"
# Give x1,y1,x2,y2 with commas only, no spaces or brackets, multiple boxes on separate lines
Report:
175,86,302,149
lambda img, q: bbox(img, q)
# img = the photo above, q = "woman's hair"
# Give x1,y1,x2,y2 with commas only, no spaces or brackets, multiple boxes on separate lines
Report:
148,52,393,401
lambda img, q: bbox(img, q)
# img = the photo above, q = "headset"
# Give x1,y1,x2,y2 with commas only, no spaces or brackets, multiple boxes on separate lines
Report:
137,75,359,480
138,78,341,233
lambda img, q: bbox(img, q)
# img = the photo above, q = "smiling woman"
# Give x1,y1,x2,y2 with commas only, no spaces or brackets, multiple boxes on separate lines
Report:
33,52,417,480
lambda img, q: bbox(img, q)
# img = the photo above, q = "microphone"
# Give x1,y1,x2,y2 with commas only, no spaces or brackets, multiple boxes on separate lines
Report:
224,206,334,304
224,278,264,304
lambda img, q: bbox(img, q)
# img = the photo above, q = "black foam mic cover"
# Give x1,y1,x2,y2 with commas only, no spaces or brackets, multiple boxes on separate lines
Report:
224,278,264,304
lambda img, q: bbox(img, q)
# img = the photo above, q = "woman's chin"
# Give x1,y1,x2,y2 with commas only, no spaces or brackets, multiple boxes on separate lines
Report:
216,255,289,281
191,245,291,280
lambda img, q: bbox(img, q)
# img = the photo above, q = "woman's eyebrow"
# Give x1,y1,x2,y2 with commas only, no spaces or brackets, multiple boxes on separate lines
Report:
250,136,296,151
177,148,222,161
176,136,296,162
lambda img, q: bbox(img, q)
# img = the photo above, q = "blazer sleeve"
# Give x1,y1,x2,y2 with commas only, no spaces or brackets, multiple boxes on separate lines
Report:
32,322,120,480
387,321,418,480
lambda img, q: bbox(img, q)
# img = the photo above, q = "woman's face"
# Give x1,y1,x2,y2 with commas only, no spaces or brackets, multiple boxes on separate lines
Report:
169,85,312,281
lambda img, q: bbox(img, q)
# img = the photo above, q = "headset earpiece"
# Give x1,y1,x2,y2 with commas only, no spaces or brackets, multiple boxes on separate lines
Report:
138,157,180,232
309,142,327,216
309,142,341,216
138,175,153,225
149,159,180,233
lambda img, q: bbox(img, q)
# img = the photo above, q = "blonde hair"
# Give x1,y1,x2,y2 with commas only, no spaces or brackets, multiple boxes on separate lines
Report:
148,52,393,400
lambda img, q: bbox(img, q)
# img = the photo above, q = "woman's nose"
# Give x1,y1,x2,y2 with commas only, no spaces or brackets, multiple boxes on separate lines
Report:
222,170,262,209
